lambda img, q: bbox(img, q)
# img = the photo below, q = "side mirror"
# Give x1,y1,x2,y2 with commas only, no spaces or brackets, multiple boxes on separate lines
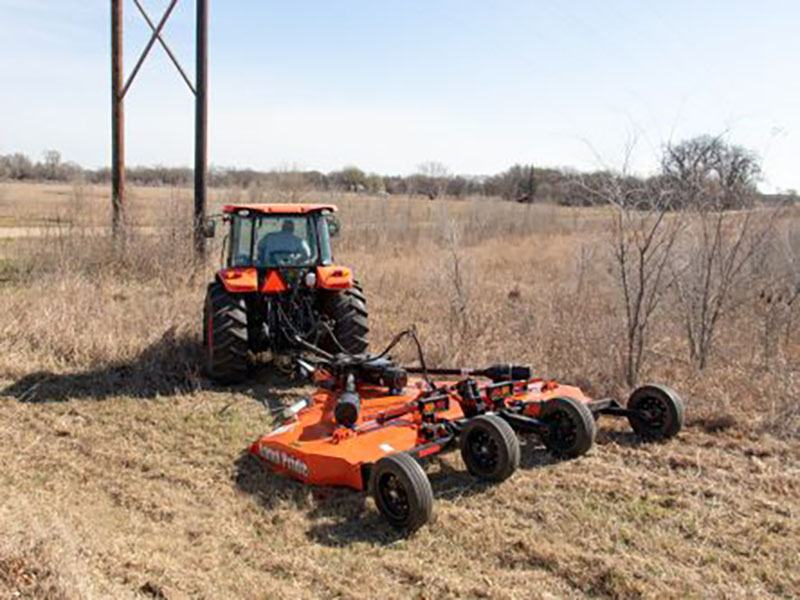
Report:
326,215,341,238
203,218,216,238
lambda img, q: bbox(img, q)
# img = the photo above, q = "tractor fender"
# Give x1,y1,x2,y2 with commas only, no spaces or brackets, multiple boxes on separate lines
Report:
316,265,354,290
217,267,259,293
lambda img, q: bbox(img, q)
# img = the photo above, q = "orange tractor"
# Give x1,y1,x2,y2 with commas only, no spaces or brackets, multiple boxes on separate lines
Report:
203,203,368,382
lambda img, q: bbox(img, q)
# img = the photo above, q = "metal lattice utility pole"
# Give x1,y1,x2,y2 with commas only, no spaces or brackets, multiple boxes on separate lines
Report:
110,0,209,259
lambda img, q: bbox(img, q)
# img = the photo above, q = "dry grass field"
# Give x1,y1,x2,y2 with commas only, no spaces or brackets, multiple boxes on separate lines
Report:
1,181,799,599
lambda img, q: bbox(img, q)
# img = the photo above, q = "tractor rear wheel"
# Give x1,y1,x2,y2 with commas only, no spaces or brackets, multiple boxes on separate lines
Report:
320,282,369,355
627,385,684,441
203,282,249,383
371,452,433,532
460,414,520,482
540,396,596,458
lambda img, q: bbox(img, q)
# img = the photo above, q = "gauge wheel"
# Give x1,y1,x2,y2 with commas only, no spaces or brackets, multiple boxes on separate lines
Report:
371,452,433,532
540,396,596,458
459,414,520,482
627,384,685,441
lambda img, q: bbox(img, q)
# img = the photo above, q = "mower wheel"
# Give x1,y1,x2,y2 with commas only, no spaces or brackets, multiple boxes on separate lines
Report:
371,452,433,532
321,281,369,355
627,384,684,441
203,282,249,383
459,414,520,482
540,397,596,458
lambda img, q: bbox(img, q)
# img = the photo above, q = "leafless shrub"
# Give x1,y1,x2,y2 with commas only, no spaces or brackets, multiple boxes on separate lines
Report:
661,135,778,369
584,168,682,386
444,221,470,350
671,206,778,369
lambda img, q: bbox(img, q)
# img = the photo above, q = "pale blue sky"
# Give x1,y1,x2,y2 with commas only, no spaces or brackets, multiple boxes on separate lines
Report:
0,1,797,191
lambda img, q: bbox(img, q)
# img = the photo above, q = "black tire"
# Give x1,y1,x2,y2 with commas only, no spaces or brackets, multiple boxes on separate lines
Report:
203,282,249,383
370,453,433,532
320,281,369,355
540,396,596,458
627,384,685,441
459,414,520,482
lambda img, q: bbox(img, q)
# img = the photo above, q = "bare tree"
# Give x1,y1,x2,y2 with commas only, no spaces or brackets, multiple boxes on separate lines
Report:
490,164,537,202
664,135,774,369
671,205,776,369
416,161,450,199
662,135,761,210
583,164,683,386
43,150,62,180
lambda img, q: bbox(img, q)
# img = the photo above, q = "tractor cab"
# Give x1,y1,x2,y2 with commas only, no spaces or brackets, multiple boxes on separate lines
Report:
223,203,338,270
204,203,369,383
217,204,351,293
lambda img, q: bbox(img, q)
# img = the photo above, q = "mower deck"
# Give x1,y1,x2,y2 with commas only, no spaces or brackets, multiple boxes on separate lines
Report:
248,340,685,533
251,385,464,490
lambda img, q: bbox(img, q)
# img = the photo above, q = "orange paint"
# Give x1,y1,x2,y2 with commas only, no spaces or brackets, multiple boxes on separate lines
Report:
249,372,598,492
250,384,464,491
219,267,258,293
316,265,353,290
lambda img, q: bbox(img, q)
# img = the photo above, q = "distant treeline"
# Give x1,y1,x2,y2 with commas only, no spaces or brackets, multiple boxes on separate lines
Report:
0,152,576,203
1,138,796,209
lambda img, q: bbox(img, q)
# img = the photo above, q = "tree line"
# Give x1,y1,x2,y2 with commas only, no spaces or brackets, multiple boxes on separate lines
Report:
1,136,795,209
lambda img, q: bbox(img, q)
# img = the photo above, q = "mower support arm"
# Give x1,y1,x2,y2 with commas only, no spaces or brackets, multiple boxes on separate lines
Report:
407,432,456,461
589,398,638,418
498,410,549,435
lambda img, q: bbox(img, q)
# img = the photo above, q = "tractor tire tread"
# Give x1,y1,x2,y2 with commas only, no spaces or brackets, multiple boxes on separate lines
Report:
321,281,370,355
204,282,249,383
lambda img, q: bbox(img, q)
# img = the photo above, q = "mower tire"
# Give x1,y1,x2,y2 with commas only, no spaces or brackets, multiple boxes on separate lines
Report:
321,282,369,355
203,282,249,384
460,414,520,482
540,396,596,458
627,384,684,441
371,452,433,532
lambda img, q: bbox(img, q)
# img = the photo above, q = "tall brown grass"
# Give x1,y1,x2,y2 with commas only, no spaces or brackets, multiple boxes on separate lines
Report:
1,182,799,599
1,182,797,436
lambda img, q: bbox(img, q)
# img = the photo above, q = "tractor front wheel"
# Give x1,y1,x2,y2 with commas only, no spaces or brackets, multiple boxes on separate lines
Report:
540,396,596,458
627,385,684,441
203,282,249,383
460,414,520,482
371,453,433,532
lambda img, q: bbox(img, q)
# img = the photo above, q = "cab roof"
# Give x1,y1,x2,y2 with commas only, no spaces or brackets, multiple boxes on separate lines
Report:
222,203,337,215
